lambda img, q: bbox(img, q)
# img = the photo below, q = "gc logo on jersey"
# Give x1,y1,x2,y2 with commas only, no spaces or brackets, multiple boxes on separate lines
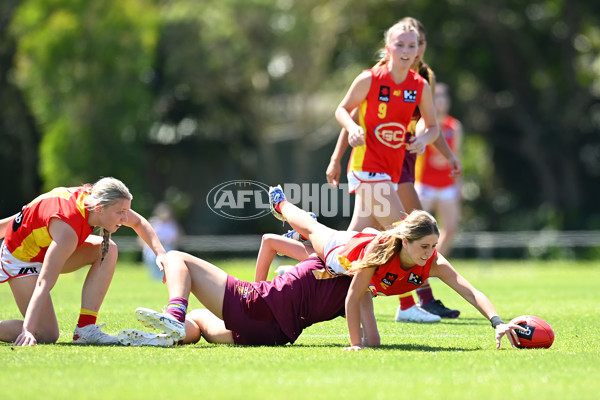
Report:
374,122,406,149
404,90,417,103
378,86,390,102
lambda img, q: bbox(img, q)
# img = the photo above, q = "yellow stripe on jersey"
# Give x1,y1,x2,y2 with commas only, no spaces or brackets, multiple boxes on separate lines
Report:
338,256,353,271
312,268,337,280
28,187,72,206
12,226,52,261
76,191,89,218
348,101,369,172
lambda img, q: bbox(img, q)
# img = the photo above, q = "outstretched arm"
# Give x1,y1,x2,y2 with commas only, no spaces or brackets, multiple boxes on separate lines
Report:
254,234,315,282
430,254,525,349
125,210,167,269
344,266,377,350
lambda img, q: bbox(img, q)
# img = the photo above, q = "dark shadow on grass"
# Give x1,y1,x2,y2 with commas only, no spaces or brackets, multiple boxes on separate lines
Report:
44,342,181,349
288,343,478,352
376,316,488,326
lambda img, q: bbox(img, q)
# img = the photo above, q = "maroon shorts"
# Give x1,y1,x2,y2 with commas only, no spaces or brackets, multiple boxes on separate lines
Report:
399,152,417,184
222,275,290,345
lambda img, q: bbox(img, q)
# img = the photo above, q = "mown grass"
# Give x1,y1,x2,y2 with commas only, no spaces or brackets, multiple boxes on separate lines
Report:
1,258,598,400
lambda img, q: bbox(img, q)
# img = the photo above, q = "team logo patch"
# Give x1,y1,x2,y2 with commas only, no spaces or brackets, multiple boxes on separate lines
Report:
12,210,24,232
380,272,398,290
236,285,253,299
382,272,398,286
407,272,422,286
404,90,417,103
514,323,536,340
379,86,390,102
374,122,407,149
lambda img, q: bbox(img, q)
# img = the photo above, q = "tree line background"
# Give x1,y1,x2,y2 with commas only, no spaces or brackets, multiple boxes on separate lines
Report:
1,0,599,239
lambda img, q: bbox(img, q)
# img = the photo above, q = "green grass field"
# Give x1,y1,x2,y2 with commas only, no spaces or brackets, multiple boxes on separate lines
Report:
1,258,599,400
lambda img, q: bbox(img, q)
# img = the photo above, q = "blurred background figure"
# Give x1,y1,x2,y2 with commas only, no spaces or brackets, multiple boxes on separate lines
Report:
140,203,183,280
415,82,463,257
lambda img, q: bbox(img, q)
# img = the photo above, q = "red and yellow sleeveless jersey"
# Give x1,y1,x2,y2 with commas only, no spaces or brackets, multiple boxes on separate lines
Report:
415,115,459,188
336,232,436,297
4,186,93,262
348,66,426,183
368,249,436,297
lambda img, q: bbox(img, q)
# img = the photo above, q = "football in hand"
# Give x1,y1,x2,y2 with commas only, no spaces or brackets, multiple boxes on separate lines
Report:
509,315,554,349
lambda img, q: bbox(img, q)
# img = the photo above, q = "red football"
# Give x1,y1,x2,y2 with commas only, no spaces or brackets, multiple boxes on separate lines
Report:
509,315,554,349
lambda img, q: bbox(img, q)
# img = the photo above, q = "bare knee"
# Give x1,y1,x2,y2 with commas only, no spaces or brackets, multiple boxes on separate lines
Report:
37,327,60,344
182,315,201,344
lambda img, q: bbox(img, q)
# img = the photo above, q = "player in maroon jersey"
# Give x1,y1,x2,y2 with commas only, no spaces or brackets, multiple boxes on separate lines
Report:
267,187,525,350
120,255,353,347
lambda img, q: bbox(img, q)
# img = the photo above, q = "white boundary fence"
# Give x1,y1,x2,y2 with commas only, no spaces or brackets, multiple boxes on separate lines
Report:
114,230,600,255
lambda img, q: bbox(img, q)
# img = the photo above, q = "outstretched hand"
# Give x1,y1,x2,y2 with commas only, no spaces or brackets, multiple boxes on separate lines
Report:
495,323,527,349
15,330,37,346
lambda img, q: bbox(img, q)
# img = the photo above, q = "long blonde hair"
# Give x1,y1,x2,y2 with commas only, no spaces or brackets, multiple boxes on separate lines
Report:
348,210,439,274
374,21,420,68
83,177,132,263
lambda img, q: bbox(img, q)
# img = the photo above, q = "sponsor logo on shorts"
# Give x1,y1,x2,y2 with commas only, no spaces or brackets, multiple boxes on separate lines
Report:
18,267,39,275
407,272,422,286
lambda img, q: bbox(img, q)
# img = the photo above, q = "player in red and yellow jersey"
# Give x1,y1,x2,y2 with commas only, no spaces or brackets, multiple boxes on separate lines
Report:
0,177,167,346
335,21,439,231
415,83,463,257
262,188,525,350
329,18,461,323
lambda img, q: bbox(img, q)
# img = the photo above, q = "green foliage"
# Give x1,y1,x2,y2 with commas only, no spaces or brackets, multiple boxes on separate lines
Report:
2,0,599,231
11,0,159,191
1,258,599,400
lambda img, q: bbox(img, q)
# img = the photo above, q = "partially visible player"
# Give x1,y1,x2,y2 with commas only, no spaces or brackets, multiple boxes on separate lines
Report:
415,82,462,257
0,177,167,346
257,188,524,350
121,255,356,347
327,17,461,323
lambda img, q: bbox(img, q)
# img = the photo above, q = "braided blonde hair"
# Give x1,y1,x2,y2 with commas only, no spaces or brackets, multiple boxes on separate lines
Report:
83,177,133,263
348,210,439,274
